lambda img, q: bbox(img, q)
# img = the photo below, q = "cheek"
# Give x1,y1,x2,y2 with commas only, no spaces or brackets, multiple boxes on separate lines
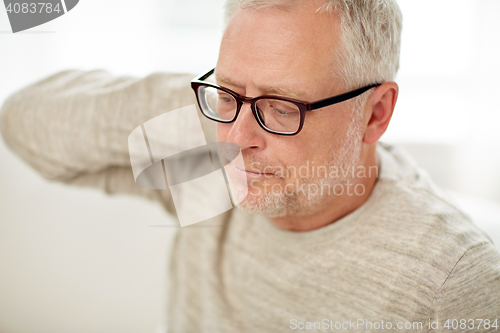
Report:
306,109,352,141
301,120,333,146
270,137,318,173
291,115,349,161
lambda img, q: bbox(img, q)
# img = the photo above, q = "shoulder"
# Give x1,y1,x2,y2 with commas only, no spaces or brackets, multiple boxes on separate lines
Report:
374,143,492,251
432,242,500,321
369,143,500,315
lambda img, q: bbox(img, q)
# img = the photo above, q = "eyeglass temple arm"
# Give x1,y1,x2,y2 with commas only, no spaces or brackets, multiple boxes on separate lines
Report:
310,83,382,111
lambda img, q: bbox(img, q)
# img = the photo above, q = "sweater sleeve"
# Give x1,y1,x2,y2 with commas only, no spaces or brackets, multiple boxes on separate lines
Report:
0,69,217,213
430,242,500,332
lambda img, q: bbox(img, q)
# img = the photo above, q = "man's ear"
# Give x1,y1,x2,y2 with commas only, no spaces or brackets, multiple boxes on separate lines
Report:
363,82,399,144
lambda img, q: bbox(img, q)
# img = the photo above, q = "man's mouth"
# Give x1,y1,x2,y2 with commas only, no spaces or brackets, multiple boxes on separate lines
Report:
229,163,276,179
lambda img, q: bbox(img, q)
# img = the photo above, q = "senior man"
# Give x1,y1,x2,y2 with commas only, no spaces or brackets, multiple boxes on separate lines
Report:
1,0,500,332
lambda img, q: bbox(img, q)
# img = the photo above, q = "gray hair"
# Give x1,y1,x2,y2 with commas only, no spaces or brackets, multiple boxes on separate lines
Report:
223,0,403,92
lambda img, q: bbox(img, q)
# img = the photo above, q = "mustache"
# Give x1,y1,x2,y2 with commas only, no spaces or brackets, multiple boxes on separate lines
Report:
216,148,283,175
244,161,282,175
213,142,286,177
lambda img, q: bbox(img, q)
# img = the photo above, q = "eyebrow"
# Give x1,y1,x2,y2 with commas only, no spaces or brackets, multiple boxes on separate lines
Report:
215,73,309,101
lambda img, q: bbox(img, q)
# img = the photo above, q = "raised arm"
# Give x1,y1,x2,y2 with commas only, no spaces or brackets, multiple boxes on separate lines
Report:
0,69,216,213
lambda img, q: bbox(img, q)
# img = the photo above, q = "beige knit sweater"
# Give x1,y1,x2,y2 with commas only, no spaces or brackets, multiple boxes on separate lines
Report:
1,70,499,333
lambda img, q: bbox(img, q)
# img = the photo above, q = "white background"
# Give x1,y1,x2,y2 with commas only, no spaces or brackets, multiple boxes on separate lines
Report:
0,1,499,332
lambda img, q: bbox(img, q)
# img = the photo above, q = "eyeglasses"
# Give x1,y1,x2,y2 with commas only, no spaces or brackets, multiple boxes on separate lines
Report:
191,68,381,136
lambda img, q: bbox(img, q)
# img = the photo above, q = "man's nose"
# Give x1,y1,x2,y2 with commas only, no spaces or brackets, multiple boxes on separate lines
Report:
226,102,266,150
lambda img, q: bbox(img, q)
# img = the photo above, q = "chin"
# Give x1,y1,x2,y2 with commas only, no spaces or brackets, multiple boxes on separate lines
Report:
233,186,328,219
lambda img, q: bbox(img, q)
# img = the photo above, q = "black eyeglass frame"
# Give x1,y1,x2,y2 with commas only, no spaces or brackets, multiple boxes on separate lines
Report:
191,68,382,136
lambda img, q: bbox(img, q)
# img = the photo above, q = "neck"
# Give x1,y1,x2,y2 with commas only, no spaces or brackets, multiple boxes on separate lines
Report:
270,146,379,232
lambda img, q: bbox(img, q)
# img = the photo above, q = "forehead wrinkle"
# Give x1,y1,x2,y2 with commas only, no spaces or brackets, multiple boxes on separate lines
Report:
263,86,309,100
215,73,234,86
215,71,309,101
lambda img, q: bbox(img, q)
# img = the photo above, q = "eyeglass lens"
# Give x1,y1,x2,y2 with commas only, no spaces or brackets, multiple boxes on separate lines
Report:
198,86,301,134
